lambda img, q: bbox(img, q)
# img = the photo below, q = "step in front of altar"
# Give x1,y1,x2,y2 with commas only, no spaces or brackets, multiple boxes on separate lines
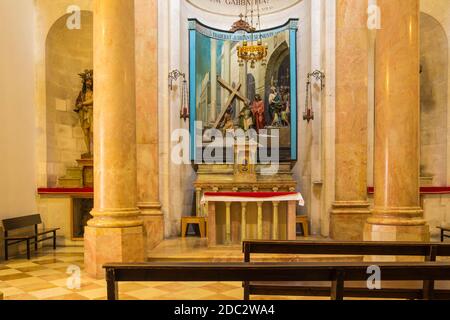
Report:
146,238,363,263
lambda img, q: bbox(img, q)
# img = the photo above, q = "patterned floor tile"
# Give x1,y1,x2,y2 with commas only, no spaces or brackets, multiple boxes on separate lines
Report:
76,288,107,300
4,261,39,268
30,287,73,299
153,282,191,293
46,293,87,300
202,293,239,300
5,293,38,300
199,282,241,293
0,273,32,281
118,282,149,293
26,268,64,277
4,276,49,287
0,269,22,276
20,282,58,293
1,286,26,297
33,259,62,265
16,266,46,273
125,287,168,300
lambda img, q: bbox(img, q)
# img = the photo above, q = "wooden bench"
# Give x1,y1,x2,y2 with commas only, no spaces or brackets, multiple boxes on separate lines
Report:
242,240,450,300
103,261,450,300
438,226,450,242
2,214,59,260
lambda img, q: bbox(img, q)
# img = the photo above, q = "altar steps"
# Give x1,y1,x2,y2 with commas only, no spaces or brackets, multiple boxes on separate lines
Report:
146,237,363,263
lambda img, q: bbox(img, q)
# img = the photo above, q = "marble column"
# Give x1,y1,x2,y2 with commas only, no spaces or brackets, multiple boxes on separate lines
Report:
241,202,247,241
84,0,145,278
330,0,371,241
257,202,263,239
272,201,279,240
225,202,231,244
135,0,163,251
364,0,429,242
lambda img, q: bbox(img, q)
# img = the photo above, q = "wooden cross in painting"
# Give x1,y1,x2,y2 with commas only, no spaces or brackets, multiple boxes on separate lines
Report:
213,77,250,129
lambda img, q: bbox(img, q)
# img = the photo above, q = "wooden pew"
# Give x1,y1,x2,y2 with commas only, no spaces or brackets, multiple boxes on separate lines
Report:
242,240,450,300
104,262,450,300
2,214,59,260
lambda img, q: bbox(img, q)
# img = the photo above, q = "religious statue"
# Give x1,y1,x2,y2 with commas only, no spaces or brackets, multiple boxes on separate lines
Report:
74,70,94,159
239,104,254,131
222,112,235,133
269,87,281,125
251,94,265,132
280,88,290,126
269,87,283,127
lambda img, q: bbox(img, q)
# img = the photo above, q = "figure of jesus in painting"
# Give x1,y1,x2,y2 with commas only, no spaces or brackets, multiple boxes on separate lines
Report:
251,94,265,132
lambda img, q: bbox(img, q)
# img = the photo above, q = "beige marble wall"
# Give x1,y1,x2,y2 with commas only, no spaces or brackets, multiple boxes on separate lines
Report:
419,11,448,186
45,11,93,186
421,0,450,186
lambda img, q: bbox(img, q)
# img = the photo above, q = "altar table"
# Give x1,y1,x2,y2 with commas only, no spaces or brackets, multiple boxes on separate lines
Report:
201,192,304,246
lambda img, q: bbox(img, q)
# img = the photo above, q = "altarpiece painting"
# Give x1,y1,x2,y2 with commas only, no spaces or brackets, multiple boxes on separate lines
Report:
188,19,299,163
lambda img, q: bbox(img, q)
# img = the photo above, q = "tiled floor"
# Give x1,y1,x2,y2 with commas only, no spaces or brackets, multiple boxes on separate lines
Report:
0,241,319,301
4,237,445,300
0,247,250,300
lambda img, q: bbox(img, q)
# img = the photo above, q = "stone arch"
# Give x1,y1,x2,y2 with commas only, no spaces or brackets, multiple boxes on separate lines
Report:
420,12,448,186
45,11,93,186
264,41,290,121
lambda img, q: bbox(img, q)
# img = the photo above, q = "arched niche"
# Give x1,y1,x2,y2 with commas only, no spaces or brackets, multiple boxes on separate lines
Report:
45,11,93,186
264,40,289,121
420,12,448,186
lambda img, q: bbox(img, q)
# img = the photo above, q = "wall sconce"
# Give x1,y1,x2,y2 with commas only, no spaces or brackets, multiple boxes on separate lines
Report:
303,70,325,122
168,69,189,122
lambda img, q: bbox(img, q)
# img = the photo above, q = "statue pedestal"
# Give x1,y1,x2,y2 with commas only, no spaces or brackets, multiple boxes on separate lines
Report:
76,158,93,188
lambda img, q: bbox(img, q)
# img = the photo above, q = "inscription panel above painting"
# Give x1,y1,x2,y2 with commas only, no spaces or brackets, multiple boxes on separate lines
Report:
186,0,302,16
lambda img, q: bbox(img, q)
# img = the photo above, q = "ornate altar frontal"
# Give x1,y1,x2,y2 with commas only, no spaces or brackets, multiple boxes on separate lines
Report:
188,18,301,246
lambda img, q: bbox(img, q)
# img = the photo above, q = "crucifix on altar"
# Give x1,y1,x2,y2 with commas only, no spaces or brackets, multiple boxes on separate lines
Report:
213,77,250,129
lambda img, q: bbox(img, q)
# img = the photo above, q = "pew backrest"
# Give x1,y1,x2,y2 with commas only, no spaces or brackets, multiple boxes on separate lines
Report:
242,240,450,262
103,262,450,300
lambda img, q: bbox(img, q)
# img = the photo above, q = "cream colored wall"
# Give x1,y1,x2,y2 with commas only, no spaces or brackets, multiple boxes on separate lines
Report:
420,12,448,186
0,0,36,259
416,1,450,236
0,0,37,220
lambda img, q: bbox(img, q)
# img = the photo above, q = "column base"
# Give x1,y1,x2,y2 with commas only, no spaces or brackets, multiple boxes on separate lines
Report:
142,215,164,250
138,202,164,250
84,226,145,278
364,207,429,241
364,222,430,242
363,222,430,262
330,201,371,241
